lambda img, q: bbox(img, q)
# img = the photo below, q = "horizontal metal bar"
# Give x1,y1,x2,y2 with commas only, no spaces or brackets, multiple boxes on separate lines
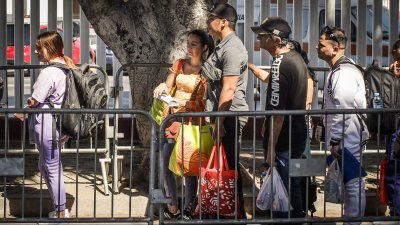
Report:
0,63,106,70
0,145,147,154
0,217,151,223
1,107,385,119
0,148,108,154
123,62,171,68
0,108,150,114
162,216,400,224
237,147,387,155
0,65,47,70
1,147,386,155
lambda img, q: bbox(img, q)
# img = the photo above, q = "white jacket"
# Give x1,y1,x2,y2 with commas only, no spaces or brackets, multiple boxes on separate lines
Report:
323,60,369,158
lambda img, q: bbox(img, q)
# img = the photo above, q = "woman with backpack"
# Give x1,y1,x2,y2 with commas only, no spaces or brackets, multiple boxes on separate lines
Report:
26,31,76,218
153,29,214,220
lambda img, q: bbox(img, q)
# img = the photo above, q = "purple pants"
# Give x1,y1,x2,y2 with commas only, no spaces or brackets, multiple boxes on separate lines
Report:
34,113,66,212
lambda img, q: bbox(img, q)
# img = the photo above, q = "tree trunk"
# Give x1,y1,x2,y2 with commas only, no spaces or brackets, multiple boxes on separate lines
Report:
79,0,226,185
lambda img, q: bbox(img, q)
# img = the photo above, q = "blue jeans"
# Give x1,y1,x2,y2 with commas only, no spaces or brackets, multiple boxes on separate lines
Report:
386,161,400,216
273,142,305,222
385,133,400,216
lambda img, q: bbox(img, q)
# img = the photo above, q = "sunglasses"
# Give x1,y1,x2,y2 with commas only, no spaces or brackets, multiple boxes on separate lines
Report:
207,14,223,23
257,33,273,40
321,26,342,47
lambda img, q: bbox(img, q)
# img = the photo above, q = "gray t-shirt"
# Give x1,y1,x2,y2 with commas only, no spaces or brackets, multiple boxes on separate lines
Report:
204,32,249,122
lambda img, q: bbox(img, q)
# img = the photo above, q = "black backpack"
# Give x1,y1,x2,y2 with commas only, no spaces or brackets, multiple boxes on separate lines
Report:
50,63,108,140
363,60,400,134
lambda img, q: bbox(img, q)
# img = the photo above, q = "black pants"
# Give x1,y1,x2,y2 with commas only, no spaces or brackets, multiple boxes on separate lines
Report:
221,116,247,219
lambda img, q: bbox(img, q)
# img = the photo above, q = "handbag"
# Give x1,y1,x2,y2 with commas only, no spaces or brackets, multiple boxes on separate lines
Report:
194,143,242,218
379,156,389,204
168,120,213,176
149,85,176,125
150,59,185,125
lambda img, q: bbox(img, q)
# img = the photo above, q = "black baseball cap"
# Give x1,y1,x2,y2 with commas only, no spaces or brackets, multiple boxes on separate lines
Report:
251,17,291,38
209,3,238,23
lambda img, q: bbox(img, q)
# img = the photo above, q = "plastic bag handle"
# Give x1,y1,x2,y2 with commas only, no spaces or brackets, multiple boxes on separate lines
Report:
205,143,230,171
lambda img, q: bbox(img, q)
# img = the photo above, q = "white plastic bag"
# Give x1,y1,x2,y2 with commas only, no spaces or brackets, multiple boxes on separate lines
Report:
325,159,344,204
256,167,291,211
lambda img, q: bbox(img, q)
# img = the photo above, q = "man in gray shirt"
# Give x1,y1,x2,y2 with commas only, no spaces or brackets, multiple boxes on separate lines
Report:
202,3,249,218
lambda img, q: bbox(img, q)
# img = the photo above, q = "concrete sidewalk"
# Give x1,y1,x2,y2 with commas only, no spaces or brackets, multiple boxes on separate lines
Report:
0,170,150,218
0,141,393,223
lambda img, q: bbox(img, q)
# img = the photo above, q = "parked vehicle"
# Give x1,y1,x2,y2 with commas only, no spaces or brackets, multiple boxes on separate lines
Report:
91,43,114,74
6,24,96,65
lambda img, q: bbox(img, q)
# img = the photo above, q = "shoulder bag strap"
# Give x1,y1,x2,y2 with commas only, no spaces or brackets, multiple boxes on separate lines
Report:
48,62,70,150
206,144,217,170
219,143,230,171
170,59,185,97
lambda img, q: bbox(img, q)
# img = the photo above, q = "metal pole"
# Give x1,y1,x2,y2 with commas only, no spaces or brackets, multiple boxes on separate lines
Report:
14,0,24,108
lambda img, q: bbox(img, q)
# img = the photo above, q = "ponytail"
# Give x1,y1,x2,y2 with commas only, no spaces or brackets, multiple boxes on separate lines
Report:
63,56,79,70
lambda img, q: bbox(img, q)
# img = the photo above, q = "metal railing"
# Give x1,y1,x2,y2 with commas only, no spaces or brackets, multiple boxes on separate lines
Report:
0,108,399,224
0,63,121,195
156,108,400,224
0,108,157,224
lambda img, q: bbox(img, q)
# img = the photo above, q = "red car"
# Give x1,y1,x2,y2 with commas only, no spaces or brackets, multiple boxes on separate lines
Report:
6,24,95,65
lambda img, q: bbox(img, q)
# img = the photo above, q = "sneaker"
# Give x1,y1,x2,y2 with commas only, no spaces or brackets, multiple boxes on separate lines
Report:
48,209,70,218
163,209,181,220
182,203,193,220
182,211,192,220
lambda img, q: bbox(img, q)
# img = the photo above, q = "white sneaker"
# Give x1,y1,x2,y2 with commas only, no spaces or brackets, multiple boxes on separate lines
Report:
48,209,69,218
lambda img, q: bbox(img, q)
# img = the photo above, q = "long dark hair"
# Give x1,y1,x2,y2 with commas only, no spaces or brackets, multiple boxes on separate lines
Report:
188,29,215,60
36,31,78,70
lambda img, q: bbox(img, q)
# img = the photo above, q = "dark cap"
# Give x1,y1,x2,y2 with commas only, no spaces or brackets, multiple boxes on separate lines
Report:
251,17,291,38
209,3,238,23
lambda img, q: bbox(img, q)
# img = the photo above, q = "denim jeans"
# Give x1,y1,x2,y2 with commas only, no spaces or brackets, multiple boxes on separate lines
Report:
273,148,305,222
385,134,400,216
385,160,400,216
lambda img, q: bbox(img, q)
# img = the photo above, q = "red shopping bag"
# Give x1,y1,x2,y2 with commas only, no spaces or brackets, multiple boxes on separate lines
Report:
194,143,242,218
379,156,389,205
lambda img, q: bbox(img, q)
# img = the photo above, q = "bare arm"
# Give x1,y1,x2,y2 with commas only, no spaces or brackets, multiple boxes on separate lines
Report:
306,76,314,110
153,71,176,97
212,75,239,139
266,115,284,166
248,63,270,83
15,96,38,121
